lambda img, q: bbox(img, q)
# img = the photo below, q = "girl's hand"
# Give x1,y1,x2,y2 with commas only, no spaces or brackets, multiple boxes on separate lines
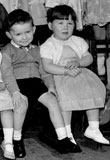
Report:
65,59,80,69
65,67,82,77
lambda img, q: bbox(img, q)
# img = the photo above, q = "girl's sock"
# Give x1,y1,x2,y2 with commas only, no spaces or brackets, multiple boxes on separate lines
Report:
65,124,77,144
55,127,67,140
13,129,22,141
88,121,99,130
3,128,13,152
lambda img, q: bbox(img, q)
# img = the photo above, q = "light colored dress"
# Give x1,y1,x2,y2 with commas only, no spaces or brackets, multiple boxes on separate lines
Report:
17,0,47,26
83,0,110,26
0,53,14,111
40,35,106,111
0,0,18,13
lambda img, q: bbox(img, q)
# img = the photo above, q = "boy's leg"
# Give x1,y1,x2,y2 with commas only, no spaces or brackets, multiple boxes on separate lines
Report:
84,109,109,144
62,111,77,144
39,93,65,129
38,93,82,153
13,97,28,158
0,110,15,159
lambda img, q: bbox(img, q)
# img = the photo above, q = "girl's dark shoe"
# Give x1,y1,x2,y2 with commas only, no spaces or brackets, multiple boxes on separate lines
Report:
13,139,26,158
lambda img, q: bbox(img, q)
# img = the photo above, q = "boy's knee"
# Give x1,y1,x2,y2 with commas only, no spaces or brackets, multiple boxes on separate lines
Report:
15,97,28,114
38,92,58,109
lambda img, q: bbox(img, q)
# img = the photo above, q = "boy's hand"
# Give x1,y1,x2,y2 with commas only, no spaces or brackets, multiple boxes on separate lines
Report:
0,82,5,91
13,91,21,108
12,91,26,108
48,87,57,97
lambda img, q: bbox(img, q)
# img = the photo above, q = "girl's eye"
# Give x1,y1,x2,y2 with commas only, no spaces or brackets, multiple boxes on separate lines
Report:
68,22,73,25
26,31,31,33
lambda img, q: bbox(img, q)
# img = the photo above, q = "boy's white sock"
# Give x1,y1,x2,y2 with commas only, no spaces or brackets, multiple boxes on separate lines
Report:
65,124,77,144
3,128,13,152
13,130,22,141
55,127,67,140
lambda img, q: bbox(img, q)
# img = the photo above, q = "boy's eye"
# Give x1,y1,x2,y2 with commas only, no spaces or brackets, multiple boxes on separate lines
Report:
58,21,63,24
16,33,21,36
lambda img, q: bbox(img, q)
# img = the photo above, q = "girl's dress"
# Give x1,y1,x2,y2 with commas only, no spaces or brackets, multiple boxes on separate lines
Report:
40,35,106,111
0,52,14,111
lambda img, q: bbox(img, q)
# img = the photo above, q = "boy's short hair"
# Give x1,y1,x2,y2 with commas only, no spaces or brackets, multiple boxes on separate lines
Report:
5,9,34,31
47,5,77,23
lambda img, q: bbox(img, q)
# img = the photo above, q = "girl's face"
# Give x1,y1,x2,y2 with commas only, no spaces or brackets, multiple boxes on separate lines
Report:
7,22,35,47
49,15,74,41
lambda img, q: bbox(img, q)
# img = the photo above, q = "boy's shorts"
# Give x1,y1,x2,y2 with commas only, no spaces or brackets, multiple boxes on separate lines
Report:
17,78,48,107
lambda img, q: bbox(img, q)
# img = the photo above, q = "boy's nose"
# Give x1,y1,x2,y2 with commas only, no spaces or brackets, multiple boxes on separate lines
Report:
22,34,27,39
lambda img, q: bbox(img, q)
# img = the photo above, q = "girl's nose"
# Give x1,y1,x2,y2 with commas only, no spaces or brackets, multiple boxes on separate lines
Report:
64,22,68,29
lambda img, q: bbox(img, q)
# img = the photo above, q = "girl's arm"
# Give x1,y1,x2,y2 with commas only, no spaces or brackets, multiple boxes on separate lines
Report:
42,58,66,75
78,52,93,67
41,58,81,76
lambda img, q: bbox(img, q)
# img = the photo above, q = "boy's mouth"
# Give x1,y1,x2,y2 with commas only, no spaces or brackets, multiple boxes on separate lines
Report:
62,31,68,34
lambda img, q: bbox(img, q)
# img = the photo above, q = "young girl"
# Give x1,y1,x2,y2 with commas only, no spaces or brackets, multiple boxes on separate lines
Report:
0,52,15,159
40,5,109,145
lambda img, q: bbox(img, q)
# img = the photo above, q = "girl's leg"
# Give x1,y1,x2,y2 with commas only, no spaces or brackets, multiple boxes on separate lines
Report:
84,109,109,144
0,110,15,159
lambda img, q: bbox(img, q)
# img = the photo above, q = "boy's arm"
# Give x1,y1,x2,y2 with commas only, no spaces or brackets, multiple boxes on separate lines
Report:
39,58,56,94
42,73,55,89
1,52,20,96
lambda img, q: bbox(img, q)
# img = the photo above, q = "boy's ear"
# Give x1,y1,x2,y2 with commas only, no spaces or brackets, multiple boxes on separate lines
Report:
33,26,36,33
6,31,12,39
48,22,52,31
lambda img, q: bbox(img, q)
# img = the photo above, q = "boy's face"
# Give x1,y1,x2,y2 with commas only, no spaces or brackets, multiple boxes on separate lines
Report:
7,22,35,47
48,15,74,41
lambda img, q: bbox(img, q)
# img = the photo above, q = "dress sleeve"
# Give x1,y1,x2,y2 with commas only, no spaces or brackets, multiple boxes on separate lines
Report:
40,42,54,60
73,36,90,58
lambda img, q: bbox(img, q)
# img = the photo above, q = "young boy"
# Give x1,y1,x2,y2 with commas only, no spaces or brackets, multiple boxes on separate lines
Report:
1,9,54,158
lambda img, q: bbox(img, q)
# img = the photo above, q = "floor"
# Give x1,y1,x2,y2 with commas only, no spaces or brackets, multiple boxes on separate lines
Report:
1,126,110,160
0,109,110,160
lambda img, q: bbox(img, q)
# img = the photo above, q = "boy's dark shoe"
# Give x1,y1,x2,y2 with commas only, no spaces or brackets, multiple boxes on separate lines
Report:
57,137,82,154
13,139,26,158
